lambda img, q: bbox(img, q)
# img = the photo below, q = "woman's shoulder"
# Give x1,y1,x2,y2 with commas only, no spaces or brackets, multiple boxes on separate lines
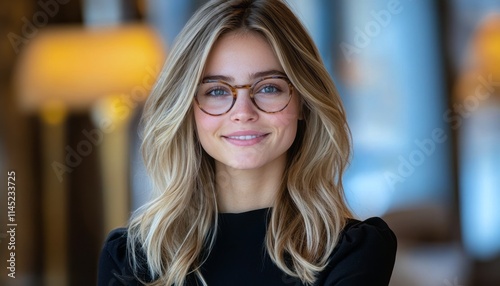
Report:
98,228,149,285
103,227,128,252
316,217,397,286
335,217,397,262
100,228,131,268
341,216,397,245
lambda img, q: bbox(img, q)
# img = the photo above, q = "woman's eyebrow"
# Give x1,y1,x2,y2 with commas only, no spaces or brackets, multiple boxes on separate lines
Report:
201,69,287,82
250,69,287,79
201,75,233,82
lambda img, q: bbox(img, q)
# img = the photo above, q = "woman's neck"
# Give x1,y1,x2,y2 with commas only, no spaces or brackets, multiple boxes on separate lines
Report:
215,154,286,213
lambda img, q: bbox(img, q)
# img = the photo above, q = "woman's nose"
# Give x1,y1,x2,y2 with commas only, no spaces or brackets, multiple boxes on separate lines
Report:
229,89,259,122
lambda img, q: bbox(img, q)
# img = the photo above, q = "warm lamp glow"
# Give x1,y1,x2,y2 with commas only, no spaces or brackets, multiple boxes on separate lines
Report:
472,14,500,78
454,14,500,102
14,24,166,112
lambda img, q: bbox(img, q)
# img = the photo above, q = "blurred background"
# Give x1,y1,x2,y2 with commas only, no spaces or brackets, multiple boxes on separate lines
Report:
0,0,499,285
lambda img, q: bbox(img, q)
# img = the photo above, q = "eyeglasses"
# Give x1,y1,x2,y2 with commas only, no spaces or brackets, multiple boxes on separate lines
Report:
194,75,293,116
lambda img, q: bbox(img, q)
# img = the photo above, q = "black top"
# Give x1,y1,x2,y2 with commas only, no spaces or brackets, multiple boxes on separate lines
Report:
98,208,397,286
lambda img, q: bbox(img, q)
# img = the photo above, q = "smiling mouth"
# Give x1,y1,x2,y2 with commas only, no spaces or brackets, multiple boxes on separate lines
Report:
226,135,265,140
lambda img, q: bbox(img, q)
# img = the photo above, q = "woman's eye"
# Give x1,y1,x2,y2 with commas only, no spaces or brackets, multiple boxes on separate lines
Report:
207,88,230,97
259,85,280,93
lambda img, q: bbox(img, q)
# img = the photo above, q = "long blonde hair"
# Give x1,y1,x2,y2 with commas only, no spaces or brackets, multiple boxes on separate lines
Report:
128,0,352,285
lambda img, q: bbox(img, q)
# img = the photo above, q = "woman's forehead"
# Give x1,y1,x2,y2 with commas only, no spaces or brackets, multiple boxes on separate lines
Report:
202,32,284,82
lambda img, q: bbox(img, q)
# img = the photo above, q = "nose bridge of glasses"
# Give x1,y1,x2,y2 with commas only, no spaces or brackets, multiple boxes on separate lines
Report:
232,83,253,96
230,83,260,113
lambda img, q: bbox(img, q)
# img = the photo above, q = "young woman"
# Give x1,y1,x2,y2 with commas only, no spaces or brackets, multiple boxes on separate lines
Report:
98,0,397,285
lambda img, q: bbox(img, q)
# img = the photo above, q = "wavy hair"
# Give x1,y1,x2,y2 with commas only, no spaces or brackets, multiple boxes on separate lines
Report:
128,0,353,285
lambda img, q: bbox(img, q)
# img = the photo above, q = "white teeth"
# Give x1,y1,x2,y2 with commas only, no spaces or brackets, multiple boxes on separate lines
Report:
228,135,259,140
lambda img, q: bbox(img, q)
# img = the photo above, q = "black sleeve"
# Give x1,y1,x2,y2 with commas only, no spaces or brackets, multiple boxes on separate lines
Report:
319,217,397,286
97,228,144,286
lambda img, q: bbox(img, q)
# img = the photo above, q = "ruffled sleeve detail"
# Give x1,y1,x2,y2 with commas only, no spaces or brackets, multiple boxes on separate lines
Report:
317,217,397,286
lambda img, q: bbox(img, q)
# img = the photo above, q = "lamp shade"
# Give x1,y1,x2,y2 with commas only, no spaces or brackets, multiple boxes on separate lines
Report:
14,24,166,112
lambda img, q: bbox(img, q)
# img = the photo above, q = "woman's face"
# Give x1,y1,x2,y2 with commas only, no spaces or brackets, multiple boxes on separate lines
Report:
193,32,301,172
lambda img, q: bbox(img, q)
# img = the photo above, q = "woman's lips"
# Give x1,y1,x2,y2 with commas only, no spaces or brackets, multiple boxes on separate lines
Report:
226,134,262,140
222,131,269,146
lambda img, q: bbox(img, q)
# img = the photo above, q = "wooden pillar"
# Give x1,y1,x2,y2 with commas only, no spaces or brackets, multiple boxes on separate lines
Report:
92,95,132,235
40,102,68,286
